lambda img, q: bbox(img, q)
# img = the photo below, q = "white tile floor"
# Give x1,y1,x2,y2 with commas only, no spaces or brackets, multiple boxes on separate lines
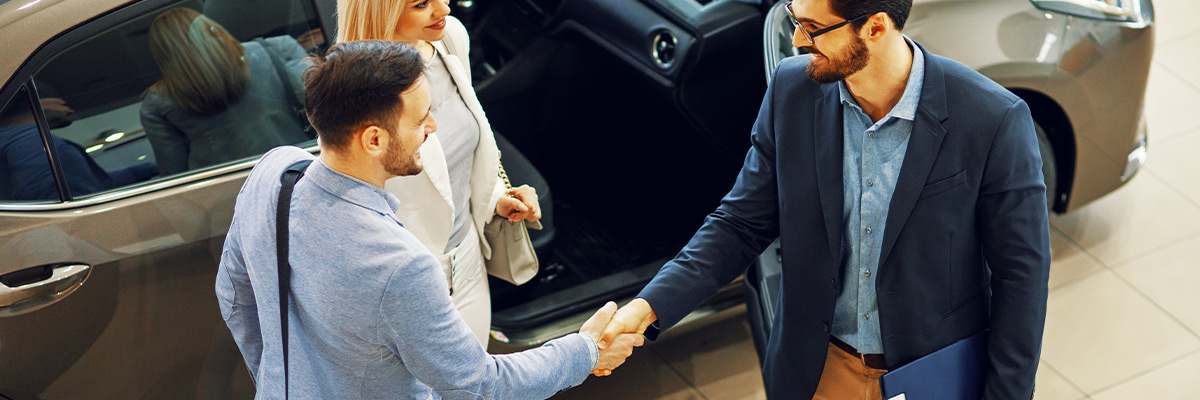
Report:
552,1,1200,398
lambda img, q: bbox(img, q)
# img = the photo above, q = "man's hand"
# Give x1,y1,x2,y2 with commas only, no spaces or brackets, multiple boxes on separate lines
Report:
296,28,325,50
495,185,541,223
580,301,646,376
597,298,657,349
39,97,74,128
593,333,643,376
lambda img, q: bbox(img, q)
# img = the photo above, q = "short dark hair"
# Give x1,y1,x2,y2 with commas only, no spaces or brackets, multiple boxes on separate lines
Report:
830,0,912,31
302,40,424,150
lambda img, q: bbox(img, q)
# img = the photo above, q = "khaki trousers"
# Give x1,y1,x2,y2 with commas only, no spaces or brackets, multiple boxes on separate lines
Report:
812,341,889,400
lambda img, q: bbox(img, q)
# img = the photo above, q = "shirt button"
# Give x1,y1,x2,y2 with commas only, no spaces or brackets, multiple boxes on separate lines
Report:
866,180,874,187
865,226,873,234
864,271,871,277
868,132,875,138
863,314,870,320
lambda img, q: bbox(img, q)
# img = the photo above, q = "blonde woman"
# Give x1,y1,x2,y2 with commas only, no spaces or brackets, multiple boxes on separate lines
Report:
142,8,312,176
338,0,542,347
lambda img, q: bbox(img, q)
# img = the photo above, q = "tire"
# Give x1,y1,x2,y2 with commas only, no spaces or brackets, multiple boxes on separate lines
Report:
1035,122,1057,210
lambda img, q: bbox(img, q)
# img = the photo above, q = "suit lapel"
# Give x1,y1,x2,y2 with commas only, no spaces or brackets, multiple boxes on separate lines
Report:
878,48,949,268
417,133,455,209
434,38,501,234
417,41,476,211
813,86,844,261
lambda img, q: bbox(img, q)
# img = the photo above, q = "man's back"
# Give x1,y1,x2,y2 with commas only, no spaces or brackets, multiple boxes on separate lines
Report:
218,146,433,397
218,147,599,399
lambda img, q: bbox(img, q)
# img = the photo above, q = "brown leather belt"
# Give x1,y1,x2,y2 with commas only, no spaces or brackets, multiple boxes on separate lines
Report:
830,336,888,370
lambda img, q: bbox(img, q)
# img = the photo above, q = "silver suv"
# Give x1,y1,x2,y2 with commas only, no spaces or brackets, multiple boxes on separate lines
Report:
0,0,1152,398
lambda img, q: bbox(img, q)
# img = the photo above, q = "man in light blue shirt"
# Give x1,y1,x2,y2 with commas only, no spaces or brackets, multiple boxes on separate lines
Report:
216,40,640,399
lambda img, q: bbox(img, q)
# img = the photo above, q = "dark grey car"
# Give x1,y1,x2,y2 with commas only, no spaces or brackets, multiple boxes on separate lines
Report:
0,0,1152,398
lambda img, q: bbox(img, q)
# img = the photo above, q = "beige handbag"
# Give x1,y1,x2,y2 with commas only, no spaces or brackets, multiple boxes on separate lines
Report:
484,153,541,285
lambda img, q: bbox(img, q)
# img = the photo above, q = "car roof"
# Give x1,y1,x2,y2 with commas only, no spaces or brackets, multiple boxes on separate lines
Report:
0,0,130,92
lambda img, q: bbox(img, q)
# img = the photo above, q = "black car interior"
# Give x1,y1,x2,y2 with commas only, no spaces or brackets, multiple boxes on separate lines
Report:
434,0,771,331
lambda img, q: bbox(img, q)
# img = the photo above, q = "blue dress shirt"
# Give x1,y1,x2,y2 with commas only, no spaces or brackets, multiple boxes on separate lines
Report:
831,38,925,355
217,146,597,399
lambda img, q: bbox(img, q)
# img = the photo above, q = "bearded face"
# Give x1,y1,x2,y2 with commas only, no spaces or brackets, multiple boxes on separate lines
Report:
806,32,870,85
382,128,423,177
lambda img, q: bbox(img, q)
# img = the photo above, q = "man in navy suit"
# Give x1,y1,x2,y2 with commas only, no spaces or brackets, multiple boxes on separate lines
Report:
597,0,1050,398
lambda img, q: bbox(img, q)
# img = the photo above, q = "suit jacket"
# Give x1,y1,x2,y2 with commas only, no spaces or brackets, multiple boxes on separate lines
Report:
638,43,1051,399
384,16,506,260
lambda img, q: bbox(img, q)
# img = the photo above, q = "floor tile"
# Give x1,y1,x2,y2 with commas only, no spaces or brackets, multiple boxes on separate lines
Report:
652,313,767,400
1143,64,1200,142
1049,172,1200,266
1040,271,1200,393
1090,351,1200,400
1157,35,1200,91
1034,362,1086,400
1145,128,1200,205
550,349,705,400
1048,228,1105,290
1152,0,1200,45
1114,234,1200,335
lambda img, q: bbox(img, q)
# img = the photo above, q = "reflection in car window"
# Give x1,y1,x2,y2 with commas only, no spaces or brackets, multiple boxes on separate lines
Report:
0,89,59,202
141,9,315,176
30,0,324,199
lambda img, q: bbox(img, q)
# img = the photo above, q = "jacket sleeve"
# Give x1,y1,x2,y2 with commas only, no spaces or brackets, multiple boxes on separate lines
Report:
140,101,190,176
636,68,783,337
1,124,60,200
975,100,1051,400
379,249,596,400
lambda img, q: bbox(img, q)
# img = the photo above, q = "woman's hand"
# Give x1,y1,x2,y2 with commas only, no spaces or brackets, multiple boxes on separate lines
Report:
494,185,541,222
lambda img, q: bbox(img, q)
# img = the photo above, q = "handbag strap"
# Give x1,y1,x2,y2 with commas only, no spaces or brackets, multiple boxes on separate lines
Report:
276,159,312,399
497,151,514,198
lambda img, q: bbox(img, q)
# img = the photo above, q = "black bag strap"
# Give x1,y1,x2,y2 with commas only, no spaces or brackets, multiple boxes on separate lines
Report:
255,38,312,137
276,159,312,399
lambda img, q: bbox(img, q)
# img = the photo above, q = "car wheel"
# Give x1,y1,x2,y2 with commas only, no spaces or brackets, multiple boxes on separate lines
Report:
1036,122,1057,210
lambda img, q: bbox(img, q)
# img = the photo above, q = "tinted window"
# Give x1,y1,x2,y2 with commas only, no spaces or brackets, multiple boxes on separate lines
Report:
0,88,60,202
30,0,324,199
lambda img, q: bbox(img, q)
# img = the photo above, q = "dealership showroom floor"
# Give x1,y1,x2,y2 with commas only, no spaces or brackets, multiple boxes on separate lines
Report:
554,1,1200,399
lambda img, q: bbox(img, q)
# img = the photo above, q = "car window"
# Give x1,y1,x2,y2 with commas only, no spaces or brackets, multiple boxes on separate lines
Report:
29,0,325,200
0,88,62,203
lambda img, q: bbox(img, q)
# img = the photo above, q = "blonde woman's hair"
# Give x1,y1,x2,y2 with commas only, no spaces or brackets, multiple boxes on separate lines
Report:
147,8,249,115
336,0,405,42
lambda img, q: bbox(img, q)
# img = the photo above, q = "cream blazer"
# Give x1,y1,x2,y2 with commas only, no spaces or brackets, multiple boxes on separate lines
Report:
384,16,506,259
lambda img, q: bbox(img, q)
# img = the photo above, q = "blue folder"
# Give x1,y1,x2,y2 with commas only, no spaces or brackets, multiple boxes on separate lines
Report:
879,330,988,400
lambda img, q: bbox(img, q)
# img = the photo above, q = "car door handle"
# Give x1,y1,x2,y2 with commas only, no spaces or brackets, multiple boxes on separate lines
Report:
0,263,91,317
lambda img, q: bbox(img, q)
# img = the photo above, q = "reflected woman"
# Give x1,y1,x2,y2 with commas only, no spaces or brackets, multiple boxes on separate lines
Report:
141,8,312,176
337,0,543,347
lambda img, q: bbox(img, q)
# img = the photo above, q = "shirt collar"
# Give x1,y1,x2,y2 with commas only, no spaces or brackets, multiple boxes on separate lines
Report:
306,158,403,216
837,35,925,122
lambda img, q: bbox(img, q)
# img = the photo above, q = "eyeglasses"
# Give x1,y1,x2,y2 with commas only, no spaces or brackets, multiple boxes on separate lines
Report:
785,2,873,45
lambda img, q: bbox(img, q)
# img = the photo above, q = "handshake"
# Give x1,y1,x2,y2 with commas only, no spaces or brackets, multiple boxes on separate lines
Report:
577,299,659,377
